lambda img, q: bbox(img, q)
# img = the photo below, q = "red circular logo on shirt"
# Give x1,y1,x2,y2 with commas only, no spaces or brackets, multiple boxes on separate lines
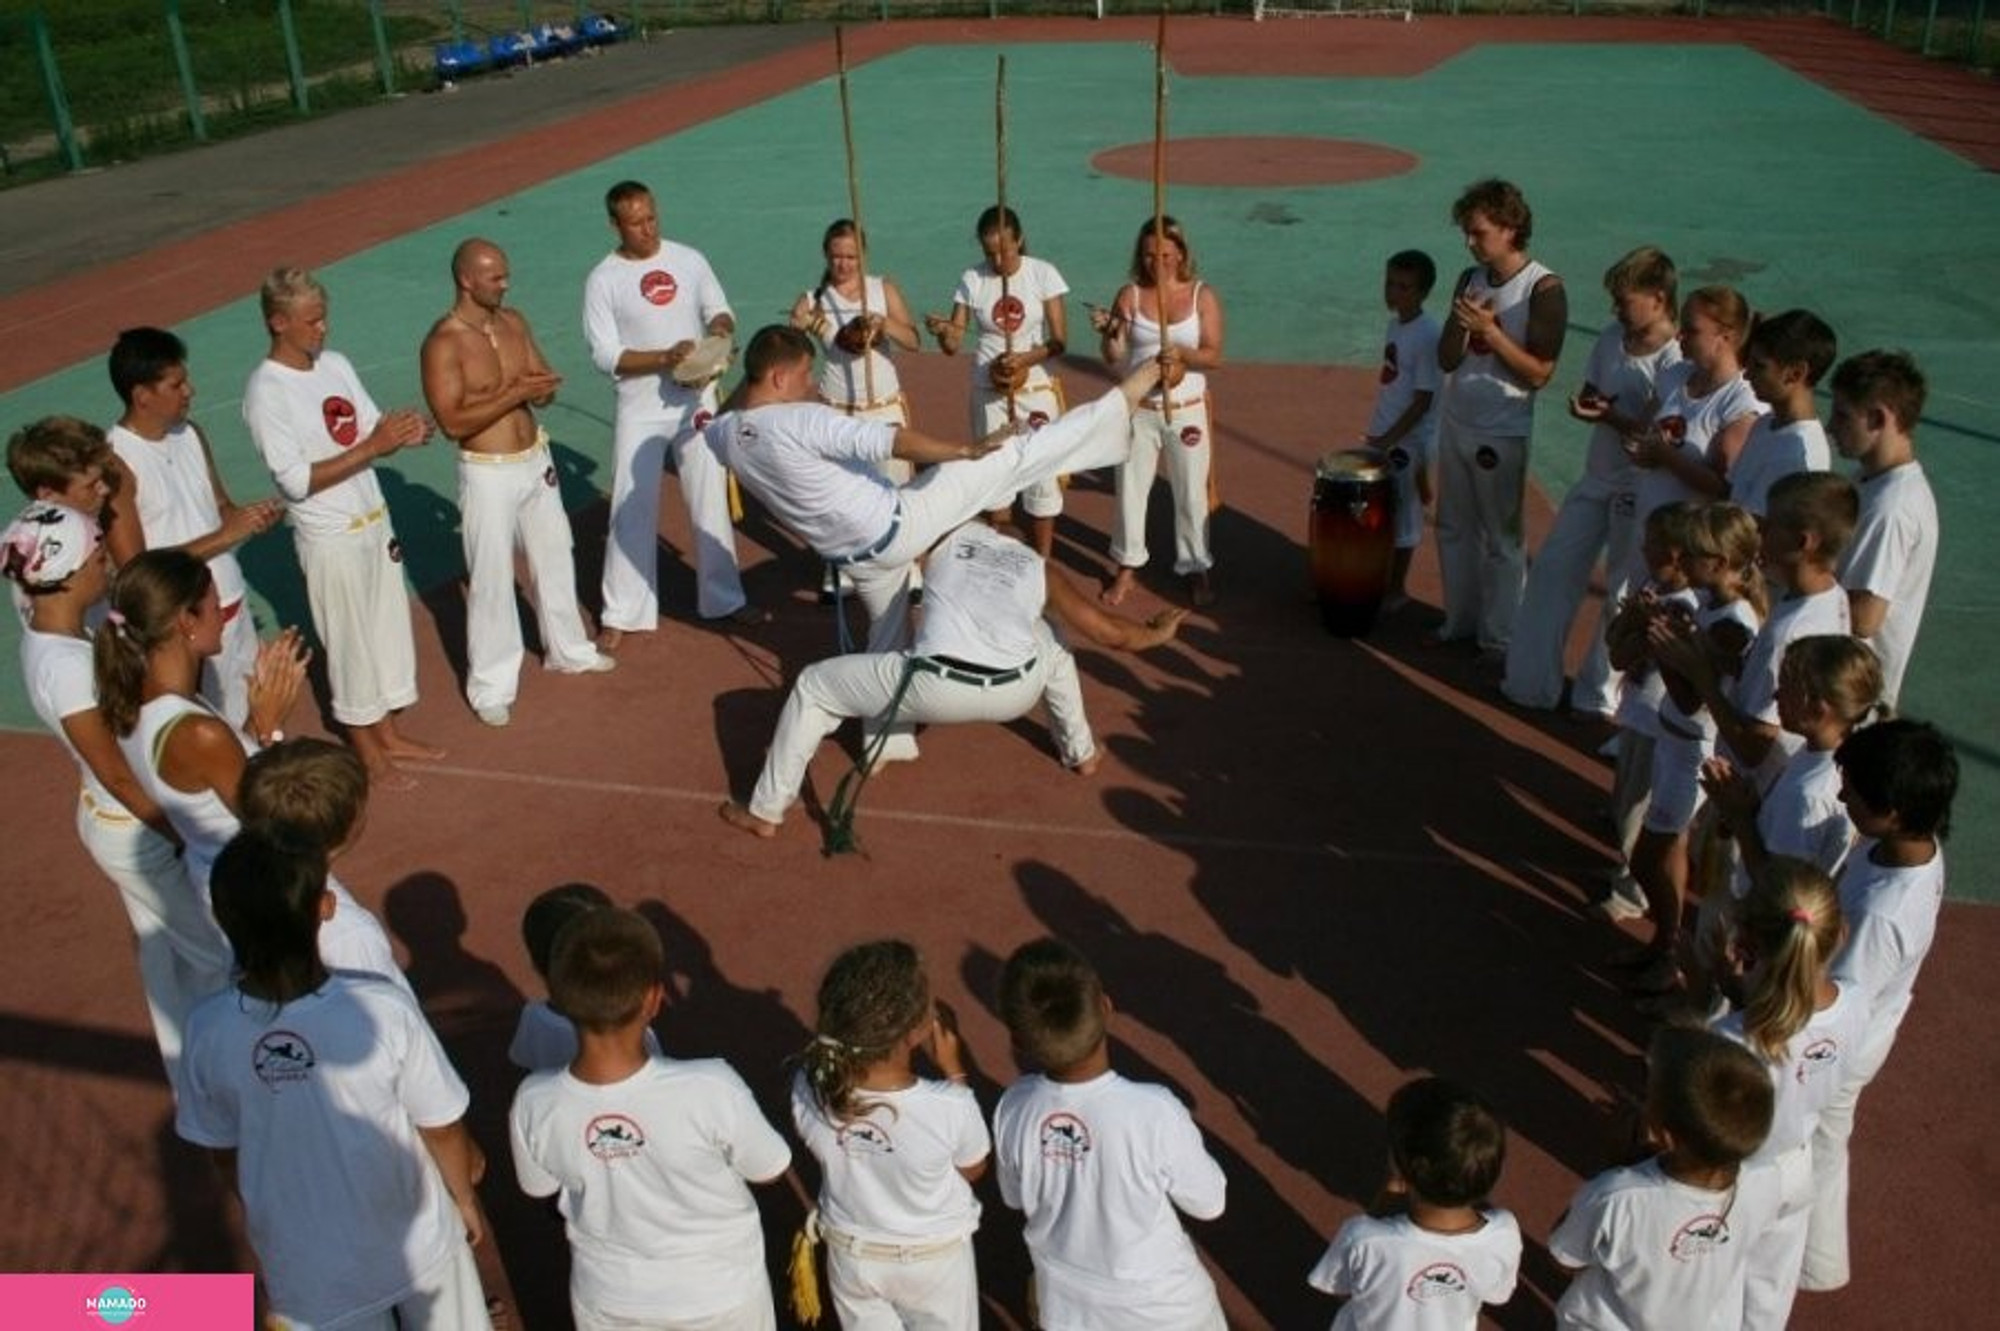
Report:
639,270,677,306
1658,415,1688,444
1379,341,1400,386
991,293,1026,334
1180,425,1204,448
693,410,714,430
321,396,359,447
1027,410,1051,431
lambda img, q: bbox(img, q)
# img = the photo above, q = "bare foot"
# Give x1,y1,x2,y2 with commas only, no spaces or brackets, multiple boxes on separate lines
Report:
1070,752,1103,777
366,761,419,793
1118,358,1163,408
382,730,446,761
1101,568,1138,606
596,627,624,655
718,800,778,839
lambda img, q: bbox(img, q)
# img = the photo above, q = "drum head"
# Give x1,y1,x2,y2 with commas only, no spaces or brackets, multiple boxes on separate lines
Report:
1315,447,1388,483
672,334,734,386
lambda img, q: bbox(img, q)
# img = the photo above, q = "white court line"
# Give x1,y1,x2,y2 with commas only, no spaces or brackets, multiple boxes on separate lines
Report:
413,761,1466,868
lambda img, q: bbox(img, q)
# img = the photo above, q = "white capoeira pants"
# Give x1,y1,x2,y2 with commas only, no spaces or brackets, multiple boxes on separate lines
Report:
748,621,1093,825
1435,421,1529,652
1503,477,1635,712
296,513,419,728
973,377,1066,519
459,438,601,712
602,402,746,629
200,597,260,733
824,1231,978,1331
1800,1029,1898,1292
1111,396,1213,575
78,791,232,1082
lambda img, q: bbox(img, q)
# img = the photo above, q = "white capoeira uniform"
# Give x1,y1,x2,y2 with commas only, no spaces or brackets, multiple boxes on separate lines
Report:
120,693,411,996
1111,285,1216,577
808,277,912,438
1715,983,1872,1330
1644,594,1760,836
458,430,604,714
1728,416,1829,518
1434,258,1555,653
242,350,419,728
21,628,226,1077
993,1068,1228,1331
1366,309,1443,554
1505,322,1683,712
712,378,1134,672
742,523,1095,823
109,421,260,729
1838,461,1938,711
790,1069,989,1330
584,242,745,627
956,256,1069,518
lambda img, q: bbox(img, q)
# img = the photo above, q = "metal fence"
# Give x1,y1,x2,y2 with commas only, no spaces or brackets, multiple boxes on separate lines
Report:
0,0,1990,186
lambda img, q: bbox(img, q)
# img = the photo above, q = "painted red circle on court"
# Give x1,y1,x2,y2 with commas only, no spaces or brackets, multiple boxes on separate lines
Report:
322,396,359,447
640,270,677,306
1091,136,1418,187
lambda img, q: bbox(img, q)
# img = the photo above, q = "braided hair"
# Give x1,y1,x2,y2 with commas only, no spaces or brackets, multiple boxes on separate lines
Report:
799,939,931,1124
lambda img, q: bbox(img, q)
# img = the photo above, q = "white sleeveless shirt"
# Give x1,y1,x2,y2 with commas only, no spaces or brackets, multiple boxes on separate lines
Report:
108,421,251,609
122,693,242,892
1120,282,1208,405
1441,258,1554,435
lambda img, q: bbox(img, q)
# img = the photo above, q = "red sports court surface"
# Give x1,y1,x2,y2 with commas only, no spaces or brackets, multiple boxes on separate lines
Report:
1,16,1994,1329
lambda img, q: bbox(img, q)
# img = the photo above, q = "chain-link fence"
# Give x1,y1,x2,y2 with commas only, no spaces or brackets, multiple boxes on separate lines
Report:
1,0,1989,187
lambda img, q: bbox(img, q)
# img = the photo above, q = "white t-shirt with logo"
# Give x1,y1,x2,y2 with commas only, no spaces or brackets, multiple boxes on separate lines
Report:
994,1069,1227,1330
1307,1208,1521,1330
709,403,898,559
242,350,387,538
1368,311,1443,464
789,1069,988,1244
175,973,471,1327
1631,364,1763,536
584,241,732,421
509,1056,791,1319
1579,322,1683,490
915,522,1045,669
1550,1156,1783,1330
955,255,1068,388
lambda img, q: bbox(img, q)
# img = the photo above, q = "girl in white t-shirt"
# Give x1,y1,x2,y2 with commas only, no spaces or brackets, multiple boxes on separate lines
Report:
1623,502,1765,999
1713,858,1868,1330
792,939,990,1331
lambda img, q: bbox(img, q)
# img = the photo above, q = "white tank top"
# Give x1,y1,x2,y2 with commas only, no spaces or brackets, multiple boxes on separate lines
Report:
1120,282,1208,403
122,692,245,892
108,422,250,608
915,524,1045,670
1442,258,1553,435
809,276,903,408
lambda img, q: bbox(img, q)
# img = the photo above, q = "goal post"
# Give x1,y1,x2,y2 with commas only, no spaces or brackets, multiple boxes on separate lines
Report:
1252,0,1415,20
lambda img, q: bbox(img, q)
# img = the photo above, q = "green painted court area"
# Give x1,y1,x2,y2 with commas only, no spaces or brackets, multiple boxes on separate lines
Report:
5,37,1995,892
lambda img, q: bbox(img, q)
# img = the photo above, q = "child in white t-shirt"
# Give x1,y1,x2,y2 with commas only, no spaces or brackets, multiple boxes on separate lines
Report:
509,907,792,1330
1802,719,1958,1291
1712,858,1870,1329
1551,1025,1781,1330
177,827,492,1330
1362,249,1442,611
507,882,659,1072
1307,1076,1520,1329
1730,309,1835,518
994,938,1228,1331
791,939,990,1329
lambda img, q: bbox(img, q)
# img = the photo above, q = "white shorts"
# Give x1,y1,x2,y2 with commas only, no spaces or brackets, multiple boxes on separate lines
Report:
975,377,1066,517
1642,728,1710,834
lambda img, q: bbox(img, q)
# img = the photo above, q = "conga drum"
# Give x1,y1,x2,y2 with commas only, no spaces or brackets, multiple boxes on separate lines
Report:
1309,448,1396,636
